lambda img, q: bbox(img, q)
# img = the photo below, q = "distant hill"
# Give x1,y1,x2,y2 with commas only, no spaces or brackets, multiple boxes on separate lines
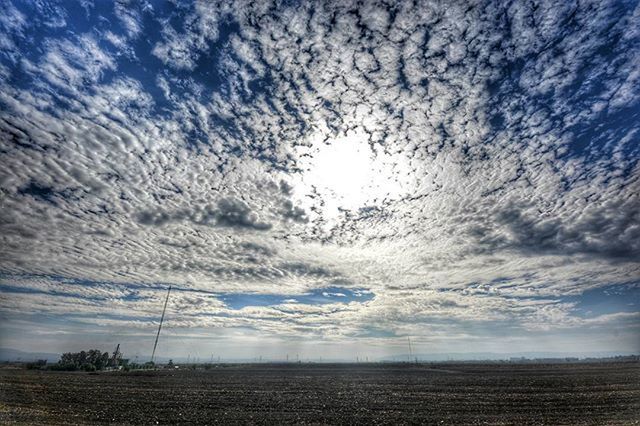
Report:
0,348,60,362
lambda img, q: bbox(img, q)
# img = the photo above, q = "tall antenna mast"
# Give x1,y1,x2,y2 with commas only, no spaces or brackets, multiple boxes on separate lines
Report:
151,285,172,363
407,337,413,362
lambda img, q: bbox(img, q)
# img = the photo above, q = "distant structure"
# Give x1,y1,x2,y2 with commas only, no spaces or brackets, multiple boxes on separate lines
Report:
407,337,413,362
109,344,122,368
151,285,172,363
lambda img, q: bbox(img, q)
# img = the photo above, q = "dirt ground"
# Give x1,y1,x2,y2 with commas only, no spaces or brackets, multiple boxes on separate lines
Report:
1,362,638,425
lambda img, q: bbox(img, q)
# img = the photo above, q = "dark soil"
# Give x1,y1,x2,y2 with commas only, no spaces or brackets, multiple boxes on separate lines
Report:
1,362,638,425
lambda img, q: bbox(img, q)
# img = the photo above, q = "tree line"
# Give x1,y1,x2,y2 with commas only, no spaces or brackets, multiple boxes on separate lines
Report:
50,349,112,371
20,348,163,371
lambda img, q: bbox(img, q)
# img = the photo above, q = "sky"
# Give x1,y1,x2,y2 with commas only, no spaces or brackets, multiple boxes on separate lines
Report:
0,0,639,361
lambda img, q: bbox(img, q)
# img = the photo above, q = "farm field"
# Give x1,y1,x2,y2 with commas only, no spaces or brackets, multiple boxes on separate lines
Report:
1,362,639,425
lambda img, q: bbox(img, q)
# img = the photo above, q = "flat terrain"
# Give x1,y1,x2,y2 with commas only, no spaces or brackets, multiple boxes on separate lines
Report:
1,362,638,425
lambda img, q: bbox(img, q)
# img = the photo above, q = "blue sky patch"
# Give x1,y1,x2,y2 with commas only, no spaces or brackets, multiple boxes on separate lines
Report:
565,283,640,319
219,287,374,310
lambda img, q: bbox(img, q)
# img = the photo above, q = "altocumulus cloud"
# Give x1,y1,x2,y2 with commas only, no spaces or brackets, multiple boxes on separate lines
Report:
0,0,638,356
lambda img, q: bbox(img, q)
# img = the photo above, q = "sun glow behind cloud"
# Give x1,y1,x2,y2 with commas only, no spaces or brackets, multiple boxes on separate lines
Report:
296,126,408,220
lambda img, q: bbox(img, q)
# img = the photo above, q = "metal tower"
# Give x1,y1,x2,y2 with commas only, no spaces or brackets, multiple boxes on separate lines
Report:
151,285,172,363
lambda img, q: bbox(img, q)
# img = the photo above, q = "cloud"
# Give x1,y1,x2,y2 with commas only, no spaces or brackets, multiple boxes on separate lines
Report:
137,197,272,231
469,196,640,261
0,0,638,354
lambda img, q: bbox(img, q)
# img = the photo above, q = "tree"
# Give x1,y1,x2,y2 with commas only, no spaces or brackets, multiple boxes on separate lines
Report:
57,349,111,371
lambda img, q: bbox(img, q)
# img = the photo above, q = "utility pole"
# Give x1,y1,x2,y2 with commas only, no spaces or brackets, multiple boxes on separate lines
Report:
151,285,172,364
